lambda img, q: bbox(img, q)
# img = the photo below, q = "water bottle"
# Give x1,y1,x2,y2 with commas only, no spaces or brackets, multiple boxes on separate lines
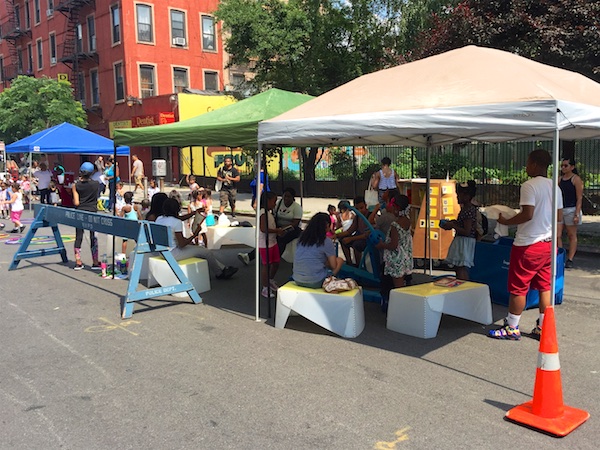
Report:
101,253,107,278
121,257,128,275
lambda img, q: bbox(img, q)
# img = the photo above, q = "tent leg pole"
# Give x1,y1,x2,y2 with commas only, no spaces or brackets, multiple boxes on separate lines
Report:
550,118,560,307
255,146,262,322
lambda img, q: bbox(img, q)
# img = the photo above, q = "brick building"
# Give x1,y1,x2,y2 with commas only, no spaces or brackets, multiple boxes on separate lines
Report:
0,0,242,182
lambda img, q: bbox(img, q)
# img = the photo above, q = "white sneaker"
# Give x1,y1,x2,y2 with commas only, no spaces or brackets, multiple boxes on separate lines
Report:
261,287,276,298
238,252,250,266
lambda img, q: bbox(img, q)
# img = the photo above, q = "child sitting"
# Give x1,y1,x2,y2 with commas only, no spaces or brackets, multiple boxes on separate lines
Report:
119,191,142,255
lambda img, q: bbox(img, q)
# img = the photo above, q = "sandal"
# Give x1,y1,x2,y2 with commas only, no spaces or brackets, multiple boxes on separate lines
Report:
488,319,521,340
529,320,542,340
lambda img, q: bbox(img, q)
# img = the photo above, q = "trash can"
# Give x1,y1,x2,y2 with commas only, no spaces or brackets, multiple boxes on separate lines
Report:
470,237,564,309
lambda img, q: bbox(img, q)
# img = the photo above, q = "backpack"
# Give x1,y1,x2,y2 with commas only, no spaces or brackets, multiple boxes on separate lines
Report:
475,209,488,240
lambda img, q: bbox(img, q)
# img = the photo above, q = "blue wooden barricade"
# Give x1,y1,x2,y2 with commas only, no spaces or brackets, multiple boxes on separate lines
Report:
9,204,202,319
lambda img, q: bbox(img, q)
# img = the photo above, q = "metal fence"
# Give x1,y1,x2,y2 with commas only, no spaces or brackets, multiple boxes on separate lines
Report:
241,141,599,213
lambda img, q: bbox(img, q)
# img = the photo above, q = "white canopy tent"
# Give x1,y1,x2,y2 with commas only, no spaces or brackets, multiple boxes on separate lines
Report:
255,45,600,321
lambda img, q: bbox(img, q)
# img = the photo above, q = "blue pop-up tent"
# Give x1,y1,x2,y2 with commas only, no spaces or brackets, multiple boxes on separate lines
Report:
6,122,129,155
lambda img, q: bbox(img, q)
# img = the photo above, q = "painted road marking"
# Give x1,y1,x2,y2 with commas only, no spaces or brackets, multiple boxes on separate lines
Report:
85,317,140,336
374,427,410,449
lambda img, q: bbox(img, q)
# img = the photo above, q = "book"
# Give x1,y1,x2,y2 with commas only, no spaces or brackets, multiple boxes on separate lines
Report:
433,276,465,288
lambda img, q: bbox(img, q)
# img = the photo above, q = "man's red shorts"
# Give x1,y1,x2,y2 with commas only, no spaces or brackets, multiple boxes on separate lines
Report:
507,240,552,297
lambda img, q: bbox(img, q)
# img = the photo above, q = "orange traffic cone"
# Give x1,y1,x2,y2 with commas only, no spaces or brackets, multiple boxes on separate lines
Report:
505,306,589,436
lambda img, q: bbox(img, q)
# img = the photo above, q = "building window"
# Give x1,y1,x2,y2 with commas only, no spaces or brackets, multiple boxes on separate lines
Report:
204,71,218,91
27,43,33,73
170,10,186,45
90,69,99,105
49,33,56,64
34,0,41,24
14,5,21,29
17,50,23,73
25,1,31,29
77,72,85,103
87,16,96,52
136,4,153,43
201,15,216,51
47,0,54,11
110,4,120,44
231,73,245,89
76,23,83,53
36,39,42,69
114,62,124,101
0,56,4,82
139,64,155,98
173,67,188,93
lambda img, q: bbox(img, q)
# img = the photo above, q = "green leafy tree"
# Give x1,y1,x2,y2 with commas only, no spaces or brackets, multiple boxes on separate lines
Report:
416,152,470,179
329,147,355,180
0,76,87,143
216,0,407,96
408,1,600,83
216,0,461,180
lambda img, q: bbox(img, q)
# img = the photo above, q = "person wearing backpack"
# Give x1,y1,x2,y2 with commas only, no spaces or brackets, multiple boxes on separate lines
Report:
441,181,478,280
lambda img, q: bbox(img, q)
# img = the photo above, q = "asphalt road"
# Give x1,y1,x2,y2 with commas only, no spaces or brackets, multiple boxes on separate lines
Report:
0,209,598,449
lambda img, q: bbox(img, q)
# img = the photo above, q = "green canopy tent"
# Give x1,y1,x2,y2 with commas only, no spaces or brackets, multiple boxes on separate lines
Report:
113,88,313,148
113,88,314,322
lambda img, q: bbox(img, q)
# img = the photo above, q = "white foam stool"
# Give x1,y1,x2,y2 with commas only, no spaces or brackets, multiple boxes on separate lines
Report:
387,281,493,339
129,251,156,286
148,257,211,298
275,282,365,338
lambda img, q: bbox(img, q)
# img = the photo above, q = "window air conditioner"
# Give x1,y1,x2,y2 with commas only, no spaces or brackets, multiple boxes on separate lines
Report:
173,37,186,46
50,57,56,64
46,9,53,17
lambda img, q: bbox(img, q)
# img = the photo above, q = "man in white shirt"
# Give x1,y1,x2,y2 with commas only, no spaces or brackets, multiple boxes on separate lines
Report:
489,149,563,341
132,154,145,193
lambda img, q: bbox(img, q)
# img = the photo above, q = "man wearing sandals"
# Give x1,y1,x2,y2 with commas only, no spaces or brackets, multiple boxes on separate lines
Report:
489,149,563,341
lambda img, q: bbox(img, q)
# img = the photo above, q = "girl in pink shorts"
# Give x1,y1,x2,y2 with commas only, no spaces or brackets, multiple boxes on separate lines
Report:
259,191,286,298
3,183,25,233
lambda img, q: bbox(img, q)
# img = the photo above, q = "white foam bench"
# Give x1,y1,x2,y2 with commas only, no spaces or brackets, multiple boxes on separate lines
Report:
387,281,493,339
206,225,256,249
148,256,211,298
275,281,365,338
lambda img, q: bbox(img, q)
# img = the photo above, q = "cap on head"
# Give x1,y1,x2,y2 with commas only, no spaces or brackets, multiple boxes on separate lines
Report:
79,162,95,176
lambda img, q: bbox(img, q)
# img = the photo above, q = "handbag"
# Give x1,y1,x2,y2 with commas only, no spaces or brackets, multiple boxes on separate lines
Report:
322,276,359,293
364,186,378,207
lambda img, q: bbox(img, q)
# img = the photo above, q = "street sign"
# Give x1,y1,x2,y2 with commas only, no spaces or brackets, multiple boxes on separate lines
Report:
57,73,69,82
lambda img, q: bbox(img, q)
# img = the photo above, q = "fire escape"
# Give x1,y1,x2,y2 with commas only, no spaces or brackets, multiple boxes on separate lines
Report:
0,0,32,86
56,0,97,108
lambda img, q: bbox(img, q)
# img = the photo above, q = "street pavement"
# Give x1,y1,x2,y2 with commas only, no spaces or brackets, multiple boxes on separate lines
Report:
0,203,598,449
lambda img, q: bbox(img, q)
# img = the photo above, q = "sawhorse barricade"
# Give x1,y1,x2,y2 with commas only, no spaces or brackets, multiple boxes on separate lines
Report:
9,205,202,319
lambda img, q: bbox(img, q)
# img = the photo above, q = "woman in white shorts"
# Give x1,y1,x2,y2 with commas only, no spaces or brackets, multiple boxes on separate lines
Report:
557,158,583,268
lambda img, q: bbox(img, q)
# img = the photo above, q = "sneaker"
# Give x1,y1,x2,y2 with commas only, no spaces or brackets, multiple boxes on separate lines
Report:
238,252,250,266
0,223,4,229
231,212,237,218
223,266,238,279
10,229,19,233
488,319,521,340
269,279,279,291
90,264,102,271
216,266,238,280
565,259,574,269
261,286,276,298
530,320,542,340
19,225,26,233
74,264,84,271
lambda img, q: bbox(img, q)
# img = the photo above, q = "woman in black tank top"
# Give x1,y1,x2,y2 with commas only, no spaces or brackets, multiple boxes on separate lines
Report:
557,158,583,268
